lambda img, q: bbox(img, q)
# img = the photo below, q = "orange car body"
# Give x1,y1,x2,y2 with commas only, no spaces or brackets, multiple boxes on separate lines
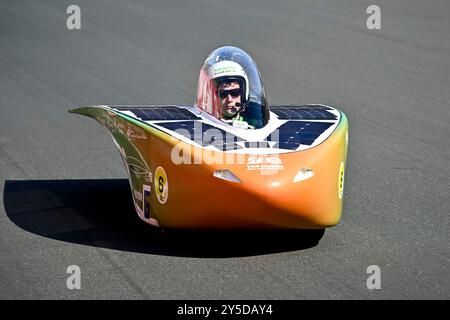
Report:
71,104,348,229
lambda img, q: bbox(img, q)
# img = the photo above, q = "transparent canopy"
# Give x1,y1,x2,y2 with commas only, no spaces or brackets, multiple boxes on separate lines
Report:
195,46,269,129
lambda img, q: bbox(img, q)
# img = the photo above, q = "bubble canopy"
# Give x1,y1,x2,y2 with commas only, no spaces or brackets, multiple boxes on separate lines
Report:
195,46,270,129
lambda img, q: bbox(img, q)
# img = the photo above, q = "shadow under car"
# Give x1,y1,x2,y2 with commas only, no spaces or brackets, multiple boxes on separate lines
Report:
3,179,324,258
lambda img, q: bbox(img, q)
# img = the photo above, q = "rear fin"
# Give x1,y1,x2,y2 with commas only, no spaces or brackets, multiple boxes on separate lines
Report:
68,105,110,118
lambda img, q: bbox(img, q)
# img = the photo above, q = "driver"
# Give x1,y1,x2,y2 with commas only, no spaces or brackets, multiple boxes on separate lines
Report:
217,78,243,120
208,60,254,129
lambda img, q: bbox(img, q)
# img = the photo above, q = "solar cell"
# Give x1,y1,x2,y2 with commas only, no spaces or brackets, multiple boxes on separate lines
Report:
113,106,201,121
267,121,334,149
271,105,337,120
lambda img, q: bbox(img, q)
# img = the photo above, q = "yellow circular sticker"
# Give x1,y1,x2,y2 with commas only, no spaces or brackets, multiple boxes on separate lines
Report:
338,161,345,199
155,166,169,204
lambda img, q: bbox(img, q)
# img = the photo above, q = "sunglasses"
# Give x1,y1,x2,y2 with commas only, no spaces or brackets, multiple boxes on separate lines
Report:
218,88,242,99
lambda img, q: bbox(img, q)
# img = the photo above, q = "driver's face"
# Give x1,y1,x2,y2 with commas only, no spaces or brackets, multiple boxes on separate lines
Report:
218,81,242,118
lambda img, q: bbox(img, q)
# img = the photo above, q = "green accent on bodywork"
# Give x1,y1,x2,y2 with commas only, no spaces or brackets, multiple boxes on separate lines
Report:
337,109,349,132
69,105,180,223
68,106,102,117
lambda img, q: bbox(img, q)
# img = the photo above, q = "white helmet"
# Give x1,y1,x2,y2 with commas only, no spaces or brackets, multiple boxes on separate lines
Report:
208,60,249,103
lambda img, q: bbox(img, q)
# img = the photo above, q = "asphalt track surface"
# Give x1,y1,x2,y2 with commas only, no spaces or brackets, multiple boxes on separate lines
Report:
1,0,449,299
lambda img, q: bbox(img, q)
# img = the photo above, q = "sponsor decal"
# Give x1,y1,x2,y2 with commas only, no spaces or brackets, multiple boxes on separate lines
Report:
126,156,151,178
338,161,345,199
143,185,151,219
246,156,284,172
212,65,237,76
155,166,169,204
126,125,147,140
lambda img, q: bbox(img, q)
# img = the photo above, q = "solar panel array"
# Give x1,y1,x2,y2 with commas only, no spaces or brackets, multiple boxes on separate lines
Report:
111,106,337,151
267,121,334,149
113,106,201,121
157,120,333,151
271,105,337,120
